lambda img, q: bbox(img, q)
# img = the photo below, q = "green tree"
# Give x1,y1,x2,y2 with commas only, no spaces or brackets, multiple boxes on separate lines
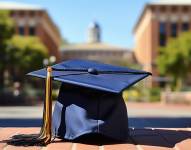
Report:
0,10,48,88
61,38,69,46
7,35,48,81
157,32,191,90
0,10,14,87
0,10,14,42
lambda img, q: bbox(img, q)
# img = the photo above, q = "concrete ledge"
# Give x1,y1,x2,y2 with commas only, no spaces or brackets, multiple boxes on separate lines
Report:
161,91,191,104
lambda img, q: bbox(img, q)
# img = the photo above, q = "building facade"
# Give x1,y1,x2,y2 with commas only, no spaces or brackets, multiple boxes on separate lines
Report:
62,21,134,65
134,0,191,87
0,1,61,60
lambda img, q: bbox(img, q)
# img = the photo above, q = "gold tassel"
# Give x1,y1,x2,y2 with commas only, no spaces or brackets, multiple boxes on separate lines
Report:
8,67,53,146
37,66,52,144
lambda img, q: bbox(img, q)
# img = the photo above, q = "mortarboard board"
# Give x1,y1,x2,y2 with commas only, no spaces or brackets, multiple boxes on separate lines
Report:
9,59,151,146
28,59,151,93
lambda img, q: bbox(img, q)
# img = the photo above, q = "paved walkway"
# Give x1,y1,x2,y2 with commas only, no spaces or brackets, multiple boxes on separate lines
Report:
1,102,191,128
127,102,191,117
0,127,191,150
0,102,191,119
0,102,191,149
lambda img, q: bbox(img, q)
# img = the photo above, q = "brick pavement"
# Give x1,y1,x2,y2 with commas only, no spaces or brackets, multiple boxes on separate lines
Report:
0,127,191,150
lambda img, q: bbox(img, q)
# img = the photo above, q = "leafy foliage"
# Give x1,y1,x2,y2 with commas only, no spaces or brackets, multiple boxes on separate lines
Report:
0,10,14,40
157,32,191,90
0,10,48,85
61,38,69,46
0,10,14,70
7,35,48,80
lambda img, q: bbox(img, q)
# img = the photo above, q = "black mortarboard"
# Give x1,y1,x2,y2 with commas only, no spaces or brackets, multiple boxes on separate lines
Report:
9,59,151,145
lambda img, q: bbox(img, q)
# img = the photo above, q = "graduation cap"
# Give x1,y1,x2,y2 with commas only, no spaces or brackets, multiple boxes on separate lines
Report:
9,59,151,145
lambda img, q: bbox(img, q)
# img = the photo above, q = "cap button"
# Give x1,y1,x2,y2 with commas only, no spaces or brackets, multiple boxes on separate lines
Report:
88,68,98,75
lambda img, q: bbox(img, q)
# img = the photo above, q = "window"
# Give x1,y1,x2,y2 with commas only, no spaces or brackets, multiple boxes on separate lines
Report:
171,6,177,12
18,26,25,35
29,26,35,35
159,6,166,12
182,6,189,13
159,22,166,46
29,11,35,17
19,11,24,17
171,23,177,37
182,22,189,31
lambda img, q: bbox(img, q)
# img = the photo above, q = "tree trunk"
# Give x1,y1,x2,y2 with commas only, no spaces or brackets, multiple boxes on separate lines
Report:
175,77,182,91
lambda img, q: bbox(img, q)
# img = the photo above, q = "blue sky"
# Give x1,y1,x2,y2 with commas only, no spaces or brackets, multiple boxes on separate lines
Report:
3,0,153,48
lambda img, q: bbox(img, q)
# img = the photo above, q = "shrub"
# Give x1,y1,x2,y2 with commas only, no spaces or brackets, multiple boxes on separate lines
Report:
149,87,161,102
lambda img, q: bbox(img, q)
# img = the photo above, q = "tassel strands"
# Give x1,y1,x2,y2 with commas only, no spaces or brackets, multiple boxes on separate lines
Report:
8,67,53,146
38,66,52,144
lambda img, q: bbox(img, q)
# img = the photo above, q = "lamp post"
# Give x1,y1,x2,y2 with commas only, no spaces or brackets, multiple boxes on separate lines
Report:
49,56,56,64
43,56,56,67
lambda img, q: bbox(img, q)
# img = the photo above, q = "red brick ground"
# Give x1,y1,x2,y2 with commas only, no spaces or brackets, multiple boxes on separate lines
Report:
0,127,191,150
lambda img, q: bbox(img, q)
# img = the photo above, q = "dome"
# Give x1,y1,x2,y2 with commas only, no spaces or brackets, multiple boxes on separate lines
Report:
88,21,100,29
87,21,101,43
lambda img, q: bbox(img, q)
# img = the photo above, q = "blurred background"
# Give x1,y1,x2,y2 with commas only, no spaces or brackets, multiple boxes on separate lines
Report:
0,0,191,128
